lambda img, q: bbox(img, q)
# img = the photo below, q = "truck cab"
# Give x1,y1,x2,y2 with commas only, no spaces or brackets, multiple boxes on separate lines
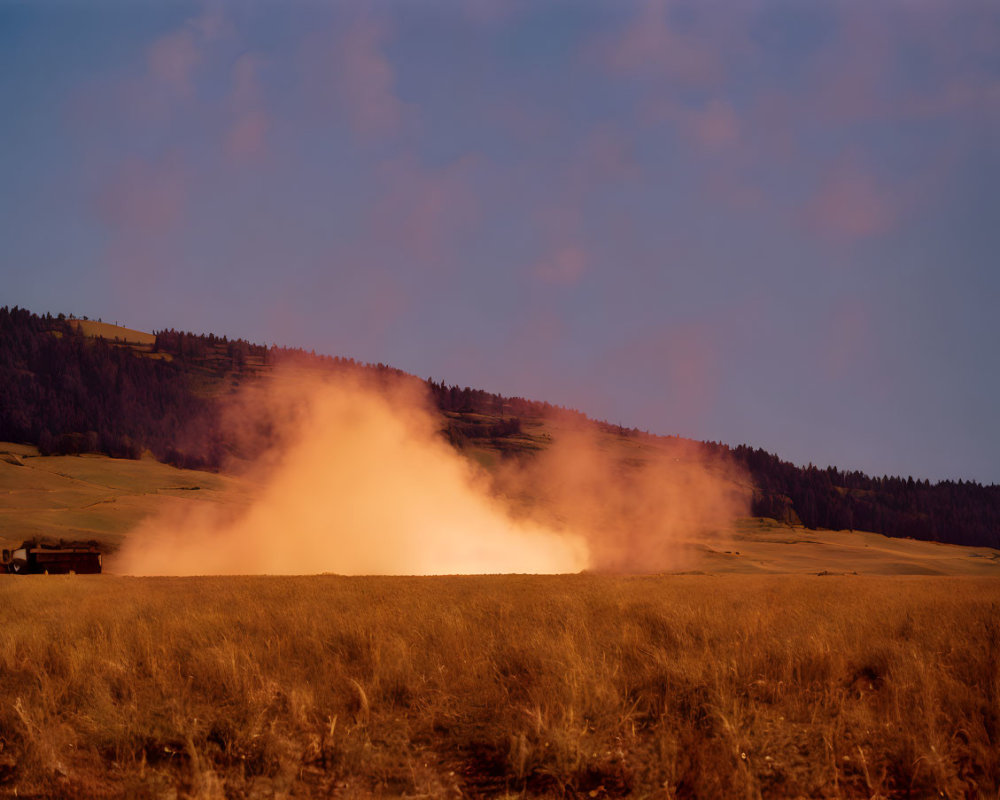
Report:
2,546,29,573
2,541,102,574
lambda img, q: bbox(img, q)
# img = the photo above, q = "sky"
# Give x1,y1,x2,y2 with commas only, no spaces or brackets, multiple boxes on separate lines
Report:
2,0,998,484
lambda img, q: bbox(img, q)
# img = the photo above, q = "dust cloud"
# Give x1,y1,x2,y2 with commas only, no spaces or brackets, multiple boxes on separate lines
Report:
493,422,751,573
118,370,587,575
118,369,749,576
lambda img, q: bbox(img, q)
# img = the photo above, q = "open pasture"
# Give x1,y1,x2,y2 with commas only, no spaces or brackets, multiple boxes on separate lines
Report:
0,445,248,553
0,574,997,798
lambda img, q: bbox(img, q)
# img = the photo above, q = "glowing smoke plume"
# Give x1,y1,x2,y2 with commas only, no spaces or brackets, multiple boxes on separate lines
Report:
118,368,749,576
118,371,588,575
494,421,751,573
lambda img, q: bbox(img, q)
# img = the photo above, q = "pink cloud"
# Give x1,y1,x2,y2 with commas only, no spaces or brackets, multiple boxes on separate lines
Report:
805,158,896,241
188,3,228,42
147,29,201,95
533,245,588,286
592,0,723,86
225,55,269,162
523,126,636,289
124,7,231,121
332,16,408,138
685,99,740,151
646,96,741,152
226,111,269,161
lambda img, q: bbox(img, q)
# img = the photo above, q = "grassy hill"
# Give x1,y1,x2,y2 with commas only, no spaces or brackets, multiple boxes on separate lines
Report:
2,305,999,550
0,443,249,555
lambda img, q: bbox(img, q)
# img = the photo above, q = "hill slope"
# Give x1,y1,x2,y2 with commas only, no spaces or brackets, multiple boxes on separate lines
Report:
1,305,998,549
0,443,248,553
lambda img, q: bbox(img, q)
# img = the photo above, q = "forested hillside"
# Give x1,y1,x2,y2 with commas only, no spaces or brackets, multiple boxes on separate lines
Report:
1,306,997,547
0,307,218,467
733,445,1000,548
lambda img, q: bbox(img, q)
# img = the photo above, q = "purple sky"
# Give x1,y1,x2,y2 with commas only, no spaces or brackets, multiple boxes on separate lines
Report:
3,1,999,483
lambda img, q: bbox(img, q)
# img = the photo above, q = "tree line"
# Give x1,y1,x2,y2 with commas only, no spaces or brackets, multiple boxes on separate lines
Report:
732,444,1000,547
0,307,220,468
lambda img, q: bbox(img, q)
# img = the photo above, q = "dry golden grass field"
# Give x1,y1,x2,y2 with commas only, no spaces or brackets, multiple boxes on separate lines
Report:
0,574,998,799
2,444,1000,798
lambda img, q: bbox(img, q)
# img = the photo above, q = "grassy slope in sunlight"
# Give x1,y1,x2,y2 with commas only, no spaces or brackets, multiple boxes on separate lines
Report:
68,320,156,346
0,444,247,553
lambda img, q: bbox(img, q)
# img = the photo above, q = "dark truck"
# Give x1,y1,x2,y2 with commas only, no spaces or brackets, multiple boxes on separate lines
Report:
2,540,103,574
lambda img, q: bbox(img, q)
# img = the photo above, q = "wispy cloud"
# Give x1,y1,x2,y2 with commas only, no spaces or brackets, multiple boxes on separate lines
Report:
304,13,411,140
225,54,269,162
592,0,724,87
805,155,896,242
533,245,588,286
145,5,228,100
147,29,201,96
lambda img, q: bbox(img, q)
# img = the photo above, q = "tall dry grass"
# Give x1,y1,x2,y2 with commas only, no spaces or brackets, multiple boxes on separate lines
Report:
0,575,997,798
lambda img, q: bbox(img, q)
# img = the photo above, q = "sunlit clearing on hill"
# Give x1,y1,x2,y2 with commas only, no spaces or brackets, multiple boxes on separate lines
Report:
118,369,748,575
